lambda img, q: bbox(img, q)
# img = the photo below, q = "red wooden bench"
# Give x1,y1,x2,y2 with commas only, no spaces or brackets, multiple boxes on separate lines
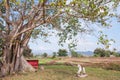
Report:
27,60,39,69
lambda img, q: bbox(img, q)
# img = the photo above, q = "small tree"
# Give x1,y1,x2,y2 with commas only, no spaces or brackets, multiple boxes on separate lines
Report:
52,52,57,58
71,50,78,57
115,53,120,57
94,48,110,57
42,53,48,58
57,49,68,57
111,49,120,57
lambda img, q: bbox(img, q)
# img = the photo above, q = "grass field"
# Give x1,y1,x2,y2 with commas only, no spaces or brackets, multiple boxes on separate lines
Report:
1,57,120,80
1,65,120,80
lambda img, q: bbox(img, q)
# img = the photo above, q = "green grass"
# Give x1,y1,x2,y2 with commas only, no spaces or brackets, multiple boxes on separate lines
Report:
38,58,54,64
1,65,120,80
38,57,63,64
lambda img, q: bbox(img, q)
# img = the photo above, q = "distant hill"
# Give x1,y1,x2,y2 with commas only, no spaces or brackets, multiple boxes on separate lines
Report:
32,50,54,55
118,51,120,53
32,50,94,56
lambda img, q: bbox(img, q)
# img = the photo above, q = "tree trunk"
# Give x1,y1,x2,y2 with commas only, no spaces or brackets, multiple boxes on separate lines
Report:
0,42,35,77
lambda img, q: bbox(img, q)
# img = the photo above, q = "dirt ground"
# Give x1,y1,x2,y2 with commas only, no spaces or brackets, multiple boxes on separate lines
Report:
55,57,120,66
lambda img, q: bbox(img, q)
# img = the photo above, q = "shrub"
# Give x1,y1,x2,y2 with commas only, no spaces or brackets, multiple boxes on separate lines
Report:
52,52,57,58
42,53,48,58
94,48,110,57
57,49,68,57
71,50,78,57
115,53,120,57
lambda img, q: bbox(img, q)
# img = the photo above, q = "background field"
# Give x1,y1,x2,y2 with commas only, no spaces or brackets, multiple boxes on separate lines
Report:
1,57,120,80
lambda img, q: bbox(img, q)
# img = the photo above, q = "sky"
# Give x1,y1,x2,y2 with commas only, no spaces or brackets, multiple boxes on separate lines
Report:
28,3,120,55
29,18,120,54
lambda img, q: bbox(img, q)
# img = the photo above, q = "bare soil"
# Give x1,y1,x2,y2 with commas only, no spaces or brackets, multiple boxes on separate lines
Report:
55,57,120,67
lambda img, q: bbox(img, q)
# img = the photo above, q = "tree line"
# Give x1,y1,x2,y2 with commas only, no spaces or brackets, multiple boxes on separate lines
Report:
34,48,120,58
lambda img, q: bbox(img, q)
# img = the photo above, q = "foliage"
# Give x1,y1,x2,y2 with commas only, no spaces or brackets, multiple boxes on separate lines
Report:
0,0,119,47
52,52,57,58
70,50,84,57
0,0,119,76
97,31,115,49
57,49,68,57
42,53,48,58
0,19,4,56
0,0,119,51
115,53,120,57
71,50,78,57
94,48,110,57
93,48,119,57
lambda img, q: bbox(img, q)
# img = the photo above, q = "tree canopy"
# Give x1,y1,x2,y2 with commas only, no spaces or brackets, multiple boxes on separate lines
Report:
0,0,119,76
0,0,119,45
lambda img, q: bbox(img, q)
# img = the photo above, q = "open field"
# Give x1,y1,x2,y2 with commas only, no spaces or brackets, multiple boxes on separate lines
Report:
62,57,120,63
1,65,120,80
1,57,120,80
38,57,120,67
39,57,120,70
54,57,120,64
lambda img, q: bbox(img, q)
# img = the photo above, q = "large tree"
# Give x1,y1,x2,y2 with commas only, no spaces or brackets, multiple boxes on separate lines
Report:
0,0,119,76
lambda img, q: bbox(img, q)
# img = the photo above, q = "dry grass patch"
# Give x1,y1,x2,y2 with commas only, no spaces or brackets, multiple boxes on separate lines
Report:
1,65,120,80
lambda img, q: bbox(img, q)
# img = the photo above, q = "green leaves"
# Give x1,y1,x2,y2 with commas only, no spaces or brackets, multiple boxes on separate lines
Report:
31,29,41,39
10,0,16,3
50,2,55,6
57,49,68,57
0,5,6,13
98,31,115,49
90,2,96,9
83,0,89,5
39,0,44,3
15,0,20,5
0,0,119,52
94,48,111,57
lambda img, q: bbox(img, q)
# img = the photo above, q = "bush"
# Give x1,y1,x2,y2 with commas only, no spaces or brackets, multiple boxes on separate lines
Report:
78,54,84,57
42,53,48,58
52,52,57,58
57,49,68,57
94,48,120,57
71,50,78,57
94,48,110,57
115,53,120,57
